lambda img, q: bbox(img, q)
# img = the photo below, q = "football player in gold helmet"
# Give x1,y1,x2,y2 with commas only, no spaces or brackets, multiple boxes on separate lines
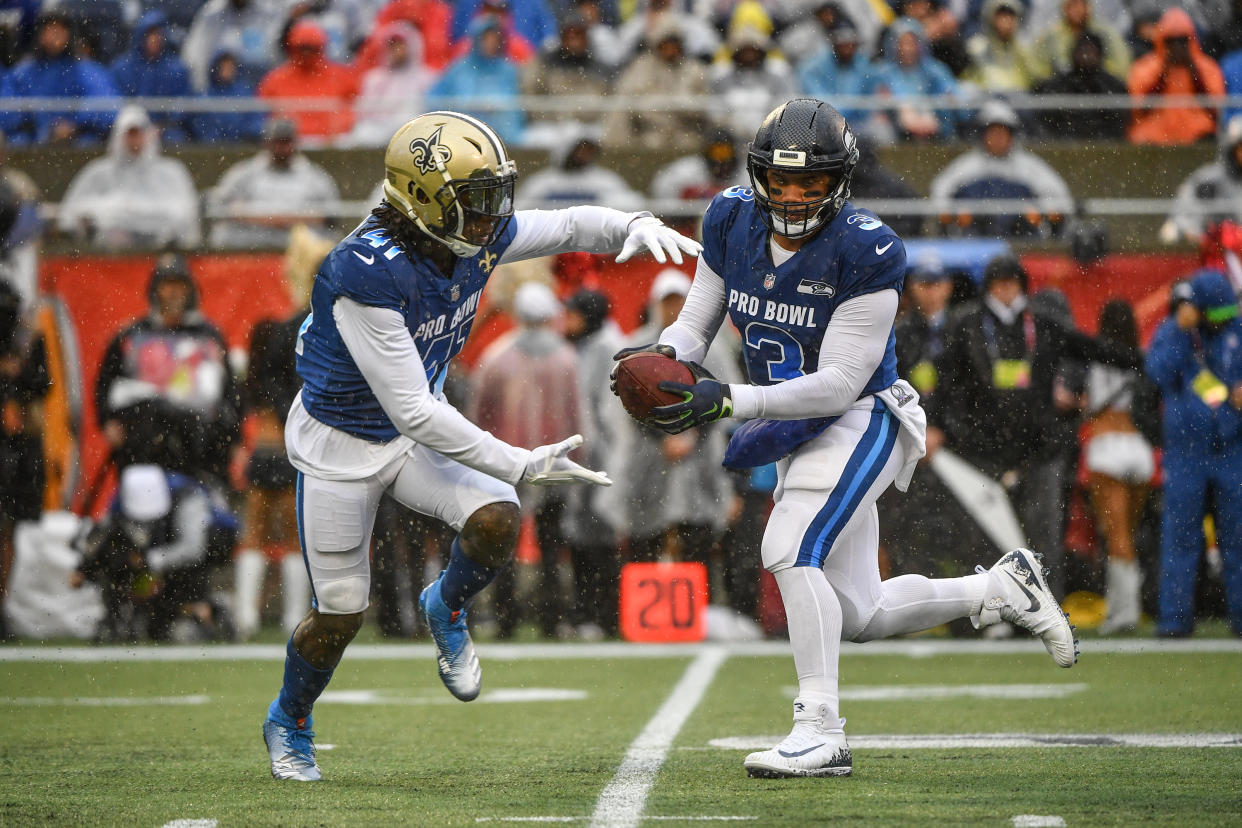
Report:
262,111,701,781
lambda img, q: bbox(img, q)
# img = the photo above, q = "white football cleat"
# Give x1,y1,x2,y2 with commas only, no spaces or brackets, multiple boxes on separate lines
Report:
973,548,1079,667
744,699,852,779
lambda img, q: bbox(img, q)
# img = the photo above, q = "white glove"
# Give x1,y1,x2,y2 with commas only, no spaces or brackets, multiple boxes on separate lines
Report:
616,215,703,265
523,434,612,486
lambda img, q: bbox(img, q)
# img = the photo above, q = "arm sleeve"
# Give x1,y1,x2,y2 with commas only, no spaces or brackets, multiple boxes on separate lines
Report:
145,493,210,574
333,297,531,484
657,256,729,364
729,289,899,419
499,206,644,264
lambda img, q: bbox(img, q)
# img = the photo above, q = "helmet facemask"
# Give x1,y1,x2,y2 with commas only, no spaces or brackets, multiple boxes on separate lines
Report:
748,166,849,239
426,162,517,254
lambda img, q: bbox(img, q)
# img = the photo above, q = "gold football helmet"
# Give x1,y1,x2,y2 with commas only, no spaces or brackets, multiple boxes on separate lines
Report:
383,111,518,257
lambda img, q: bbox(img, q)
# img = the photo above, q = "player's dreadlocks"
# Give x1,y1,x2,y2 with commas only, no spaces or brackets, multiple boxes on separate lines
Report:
370,200,457,276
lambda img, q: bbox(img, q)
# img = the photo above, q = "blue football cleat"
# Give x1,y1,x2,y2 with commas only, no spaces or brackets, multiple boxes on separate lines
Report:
263,699,322,781
419,576,482,701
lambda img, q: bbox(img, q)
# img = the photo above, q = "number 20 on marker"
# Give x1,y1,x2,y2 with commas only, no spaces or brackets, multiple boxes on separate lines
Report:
619,562,708,643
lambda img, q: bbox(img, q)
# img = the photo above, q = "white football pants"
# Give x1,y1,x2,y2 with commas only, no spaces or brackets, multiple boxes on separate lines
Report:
763,400,985,720
296,444,518,615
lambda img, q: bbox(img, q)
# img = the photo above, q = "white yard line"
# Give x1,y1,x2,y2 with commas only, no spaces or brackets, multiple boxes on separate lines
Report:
4,695,211,706
787,683,1091,701
589,647,728,828
707,733,1242,750
1012,816,1067,828
475,819,755,824
2,638,1239,662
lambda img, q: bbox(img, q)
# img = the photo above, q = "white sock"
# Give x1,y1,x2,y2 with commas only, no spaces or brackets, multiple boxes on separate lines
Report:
774,566,842,724
1102,560,1141,630
856,573,988,641
233,550,266,641
280,552,311,633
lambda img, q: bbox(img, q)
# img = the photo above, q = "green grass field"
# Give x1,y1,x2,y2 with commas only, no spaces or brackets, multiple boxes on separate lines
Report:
2,638,1241,827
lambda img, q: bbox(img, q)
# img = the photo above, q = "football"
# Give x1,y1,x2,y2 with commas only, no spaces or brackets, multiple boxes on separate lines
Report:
614,352,694,423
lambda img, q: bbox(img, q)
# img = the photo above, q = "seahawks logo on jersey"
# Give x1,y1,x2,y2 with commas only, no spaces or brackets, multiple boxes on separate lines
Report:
409,126,452,174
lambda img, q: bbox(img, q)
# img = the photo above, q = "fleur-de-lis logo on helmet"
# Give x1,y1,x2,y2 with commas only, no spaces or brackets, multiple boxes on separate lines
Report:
409,125,453,175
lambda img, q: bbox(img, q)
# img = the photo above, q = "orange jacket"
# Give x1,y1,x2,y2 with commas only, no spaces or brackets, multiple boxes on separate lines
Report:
1127,8,1224,145
259,24,357,141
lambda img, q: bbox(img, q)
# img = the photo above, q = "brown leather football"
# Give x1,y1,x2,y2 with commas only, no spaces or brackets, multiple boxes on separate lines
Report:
614,352,694,422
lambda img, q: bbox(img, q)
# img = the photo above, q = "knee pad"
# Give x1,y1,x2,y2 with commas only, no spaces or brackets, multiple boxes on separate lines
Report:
824,567,873,642
313,574,370,615
763,488,843,572
761,497,821,573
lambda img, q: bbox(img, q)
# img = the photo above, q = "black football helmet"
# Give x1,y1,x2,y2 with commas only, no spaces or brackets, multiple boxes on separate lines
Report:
746,98,859,239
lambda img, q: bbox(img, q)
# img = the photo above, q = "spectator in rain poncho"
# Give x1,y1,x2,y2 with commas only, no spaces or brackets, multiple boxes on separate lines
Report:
797,21,880,132
0,10,117,146
181,0,283,91
866,17,960,141
257,20,358,144
929,100,1073,238
56,105,200,250
346,21,439,148
284,0,374,65
780,0,885,68
353,0,454,73
602,18,710,154
710,25,797,140
520,12,612,140
110,11,194,143
515,125,643,210
1127,7,1224,145
1029,0,1132,82
192,49,265,144
611,0,720,65
963,0,1040,92
207,117,341,249
452,0,556,52
428,15,525,145
1161,115,1242,244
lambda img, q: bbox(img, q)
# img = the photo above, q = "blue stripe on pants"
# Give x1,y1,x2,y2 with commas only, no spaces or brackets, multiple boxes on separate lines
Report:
796,401,898,568
294,471,319,610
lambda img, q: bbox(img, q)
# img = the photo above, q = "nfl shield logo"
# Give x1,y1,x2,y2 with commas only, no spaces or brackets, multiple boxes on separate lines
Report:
763,273,776,290
450,285,461,302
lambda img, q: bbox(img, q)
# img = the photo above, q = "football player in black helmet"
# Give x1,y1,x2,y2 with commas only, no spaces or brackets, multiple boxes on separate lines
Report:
746,97,859,241
613,98,1078,779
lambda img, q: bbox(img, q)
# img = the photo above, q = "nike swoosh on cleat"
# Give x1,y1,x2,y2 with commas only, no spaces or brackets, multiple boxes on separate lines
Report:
875,241,893,255
778,743,827,758
354,251,375,265
1004,570,1040,612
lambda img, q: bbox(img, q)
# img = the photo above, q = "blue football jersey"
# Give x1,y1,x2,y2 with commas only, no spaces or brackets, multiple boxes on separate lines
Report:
295,214,516,442
700,187,906,396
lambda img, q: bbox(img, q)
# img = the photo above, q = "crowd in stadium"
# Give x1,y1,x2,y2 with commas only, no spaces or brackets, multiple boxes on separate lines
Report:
0,0,1241,148
0,0,1239,649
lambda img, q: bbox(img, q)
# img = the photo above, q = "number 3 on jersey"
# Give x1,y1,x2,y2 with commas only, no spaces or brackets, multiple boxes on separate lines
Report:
745,323,806,382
